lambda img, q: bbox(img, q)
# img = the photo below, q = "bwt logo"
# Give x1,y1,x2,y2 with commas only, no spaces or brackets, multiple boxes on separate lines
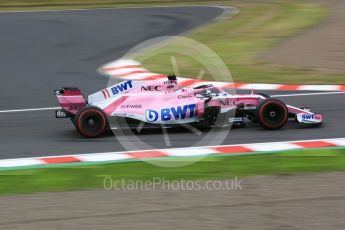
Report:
145,104,196,122
145,109,159,122
302,114,322,121
111,80,133,95
302,114,314,120
161,104,196,121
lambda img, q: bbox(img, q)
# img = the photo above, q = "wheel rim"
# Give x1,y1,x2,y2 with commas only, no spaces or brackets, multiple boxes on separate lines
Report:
77,109,106,136
259,101,288,129
82,114,103,133
263,104,284,124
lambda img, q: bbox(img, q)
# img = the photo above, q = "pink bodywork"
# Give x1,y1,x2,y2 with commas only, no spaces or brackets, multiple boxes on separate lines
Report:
90,79,314,122
57,78,320,124
56,90,86,115
94,80,206,123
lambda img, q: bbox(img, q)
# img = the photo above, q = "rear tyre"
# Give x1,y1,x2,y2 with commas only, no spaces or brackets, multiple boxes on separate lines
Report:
256,99,288,130
75,106,107,137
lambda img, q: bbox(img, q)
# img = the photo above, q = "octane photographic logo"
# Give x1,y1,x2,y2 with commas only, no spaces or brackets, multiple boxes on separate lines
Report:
105,36,235,167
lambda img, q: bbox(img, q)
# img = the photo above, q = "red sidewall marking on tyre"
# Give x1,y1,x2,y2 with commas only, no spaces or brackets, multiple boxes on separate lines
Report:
76,109,106,137
259,101,288,129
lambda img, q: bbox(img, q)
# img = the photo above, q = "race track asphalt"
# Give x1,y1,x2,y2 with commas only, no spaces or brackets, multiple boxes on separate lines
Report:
0,6,344,159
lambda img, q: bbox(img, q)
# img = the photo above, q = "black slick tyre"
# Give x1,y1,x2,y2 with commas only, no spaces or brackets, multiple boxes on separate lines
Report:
256,99,288,130
75,106,107,137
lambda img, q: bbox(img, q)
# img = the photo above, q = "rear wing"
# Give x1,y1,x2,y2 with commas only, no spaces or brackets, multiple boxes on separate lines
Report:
54,87,87,116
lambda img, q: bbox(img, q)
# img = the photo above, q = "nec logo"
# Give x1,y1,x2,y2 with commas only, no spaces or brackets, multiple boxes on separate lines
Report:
141,85,162,91
220,100,239,106
110,80,133,95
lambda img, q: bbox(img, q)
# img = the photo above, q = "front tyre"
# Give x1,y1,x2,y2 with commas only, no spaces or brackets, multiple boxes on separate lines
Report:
75,106,107,137
256,99,288,130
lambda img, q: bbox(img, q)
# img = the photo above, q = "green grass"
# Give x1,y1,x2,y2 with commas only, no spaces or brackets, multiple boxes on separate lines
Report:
139,1,345,84
1,1,343,83
1,148,345,195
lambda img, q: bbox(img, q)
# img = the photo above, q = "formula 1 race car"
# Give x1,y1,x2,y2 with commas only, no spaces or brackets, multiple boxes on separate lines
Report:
54,60,323,137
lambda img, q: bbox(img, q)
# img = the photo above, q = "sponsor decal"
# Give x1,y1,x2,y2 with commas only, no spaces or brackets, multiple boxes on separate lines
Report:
301,113,322,121
297,113,322,123
220,99,239,107
145,104,196,122
55,109,67,118
141,85,162,91
314,114,322,120
178,94,193,99
163,80,177,85
229,117,243,122
110,80,133,95
101,89,111,99
145,109,159,122
68,105,80,111
120,104,142,109
302,114,315,120
161,104,196,121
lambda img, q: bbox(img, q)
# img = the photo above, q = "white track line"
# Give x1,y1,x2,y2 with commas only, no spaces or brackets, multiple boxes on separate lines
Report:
0,5,227,14
0,92,343,113
271,91,345,97
0,107,60,113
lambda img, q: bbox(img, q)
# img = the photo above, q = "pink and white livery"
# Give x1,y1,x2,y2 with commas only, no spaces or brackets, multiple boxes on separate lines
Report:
54,60,323,137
